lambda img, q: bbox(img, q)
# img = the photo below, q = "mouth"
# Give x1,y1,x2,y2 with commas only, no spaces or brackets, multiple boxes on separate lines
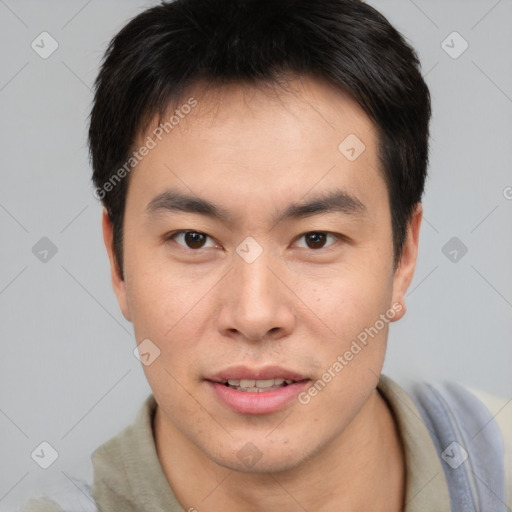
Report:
206,367,310,414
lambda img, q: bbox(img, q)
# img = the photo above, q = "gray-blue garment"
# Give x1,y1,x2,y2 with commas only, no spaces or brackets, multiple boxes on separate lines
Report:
412,381,506,511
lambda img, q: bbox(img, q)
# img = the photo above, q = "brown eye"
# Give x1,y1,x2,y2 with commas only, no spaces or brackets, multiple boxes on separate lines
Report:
304,232,328,249
184,231,207,249
169,231,216,250
294,231,340,251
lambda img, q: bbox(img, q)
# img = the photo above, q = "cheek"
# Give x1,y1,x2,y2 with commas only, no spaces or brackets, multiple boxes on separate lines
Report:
296,275,391,423
125,256,220,384
124,244,197,337
292,265,393,402
301,265,393,338
127,267,204,412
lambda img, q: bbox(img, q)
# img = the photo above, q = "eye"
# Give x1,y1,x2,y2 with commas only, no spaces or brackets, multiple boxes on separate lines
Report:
294,231,339,250
166,230,218,250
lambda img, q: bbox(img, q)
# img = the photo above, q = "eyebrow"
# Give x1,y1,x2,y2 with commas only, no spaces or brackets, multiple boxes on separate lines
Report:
145,188,366,226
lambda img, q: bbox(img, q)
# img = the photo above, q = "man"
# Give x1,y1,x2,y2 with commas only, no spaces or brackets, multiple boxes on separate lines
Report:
22,0,511,510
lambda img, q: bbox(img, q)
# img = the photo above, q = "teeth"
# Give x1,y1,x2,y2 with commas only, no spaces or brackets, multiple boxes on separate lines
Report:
224,377,297,392
234,385,283,392
255,379,275,388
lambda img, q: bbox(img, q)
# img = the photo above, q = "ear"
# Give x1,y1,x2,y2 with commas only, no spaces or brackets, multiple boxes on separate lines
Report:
101,208,132,322
390,203,422,322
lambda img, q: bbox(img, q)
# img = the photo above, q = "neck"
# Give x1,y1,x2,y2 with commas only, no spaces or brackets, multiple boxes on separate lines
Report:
154,389,405,512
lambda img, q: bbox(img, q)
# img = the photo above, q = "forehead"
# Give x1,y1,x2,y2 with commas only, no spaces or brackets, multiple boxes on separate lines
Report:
128,75,387,223
153,75,376,146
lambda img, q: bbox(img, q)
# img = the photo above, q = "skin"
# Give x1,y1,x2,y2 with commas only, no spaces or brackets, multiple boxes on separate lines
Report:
102,75,422,511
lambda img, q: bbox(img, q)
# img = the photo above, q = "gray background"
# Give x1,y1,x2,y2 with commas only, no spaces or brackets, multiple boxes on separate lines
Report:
1,0,511,509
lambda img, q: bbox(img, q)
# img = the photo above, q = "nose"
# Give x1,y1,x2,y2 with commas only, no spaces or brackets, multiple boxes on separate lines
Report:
216,251,296,342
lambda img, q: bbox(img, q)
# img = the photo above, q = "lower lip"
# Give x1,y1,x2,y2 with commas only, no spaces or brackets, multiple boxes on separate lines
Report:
208,380,310,415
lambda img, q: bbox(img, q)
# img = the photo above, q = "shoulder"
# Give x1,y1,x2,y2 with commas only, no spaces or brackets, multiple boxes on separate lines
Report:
463,385,512,506
18,497,66,512
464,385,512,445
19,396,156,512
407,378,511,509
18,499,98,512
17,474,98,512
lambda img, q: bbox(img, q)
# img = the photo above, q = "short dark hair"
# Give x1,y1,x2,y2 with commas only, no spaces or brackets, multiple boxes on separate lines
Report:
89,0,431,277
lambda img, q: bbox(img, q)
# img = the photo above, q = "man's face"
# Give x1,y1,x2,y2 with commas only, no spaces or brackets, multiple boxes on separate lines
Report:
104,76,419,472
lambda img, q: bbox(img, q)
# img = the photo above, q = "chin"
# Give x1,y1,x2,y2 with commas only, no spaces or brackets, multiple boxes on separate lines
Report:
214,452,306,475
205,436,315,475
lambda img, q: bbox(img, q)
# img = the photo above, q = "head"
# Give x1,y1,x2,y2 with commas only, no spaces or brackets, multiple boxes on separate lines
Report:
89,0,430,473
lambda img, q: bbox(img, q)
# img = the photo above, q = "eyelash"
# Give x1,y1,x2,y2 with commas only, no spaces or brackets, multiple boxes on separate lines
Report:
165,230,344,251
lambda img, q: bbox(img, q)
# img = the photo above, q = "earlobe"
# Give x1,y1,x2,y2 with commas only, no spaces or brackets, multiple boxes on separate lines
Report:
390,203,423,322
101,209,132,322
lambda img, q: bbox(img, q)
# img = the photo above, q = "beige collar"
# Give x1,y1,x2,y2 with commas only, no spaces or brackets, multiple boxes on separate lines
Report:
378,375,451,511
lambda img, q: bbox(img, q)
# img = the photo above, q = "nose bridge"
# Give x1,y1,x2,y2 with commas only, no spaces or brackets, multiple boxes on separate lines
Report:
217,245,294,340
233,248,278,310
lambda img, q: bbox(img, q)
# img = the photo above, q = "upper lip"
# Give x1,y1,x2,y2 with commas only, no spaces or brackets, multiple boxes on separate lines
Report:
207,366,309,383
